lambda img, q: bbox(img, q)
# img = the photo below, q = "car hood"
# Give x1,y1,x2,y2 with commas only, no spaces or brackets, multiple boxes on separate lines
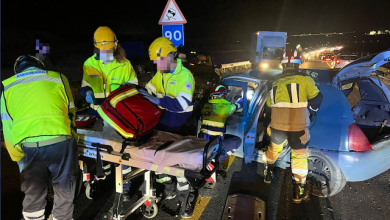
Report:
331,48,390,86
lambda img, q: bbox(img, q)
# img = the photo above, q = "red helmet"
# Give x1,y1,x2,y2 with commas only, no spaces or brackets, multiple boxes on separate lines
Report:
210,84,227,99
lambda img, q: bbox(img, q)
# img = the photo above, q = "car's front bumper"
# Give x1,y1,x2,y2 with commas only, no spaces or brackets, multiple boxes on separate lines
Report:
323,138,390,182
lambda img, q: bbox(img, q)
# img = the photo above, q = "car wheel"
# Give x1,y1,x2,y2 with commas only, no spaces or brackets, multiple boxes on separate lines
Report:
306,148,346,197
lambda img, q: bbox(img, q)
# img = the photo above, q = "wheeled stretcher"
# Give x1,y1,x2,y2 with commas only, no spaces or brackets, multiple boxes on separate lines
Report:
76,122,222,219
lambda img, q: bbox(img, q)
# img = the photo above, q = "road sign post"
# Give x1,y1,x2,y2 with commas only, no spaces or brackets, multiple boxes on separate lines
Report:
159,0,187,47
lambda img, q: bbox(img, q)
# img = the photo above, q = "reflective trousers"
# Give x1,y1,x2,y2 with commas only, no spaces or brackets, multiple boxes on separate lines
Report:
262,127,310,184
21,137,78,220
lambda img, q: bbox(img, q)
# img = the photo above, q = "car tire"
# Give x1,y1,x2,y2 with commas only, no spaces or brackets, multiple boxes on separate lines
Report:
306,148,346,197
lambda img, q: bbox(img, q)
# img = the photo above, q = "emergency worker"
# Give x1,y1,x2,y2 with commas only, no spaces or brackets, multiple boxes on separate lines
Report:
1,55,78,220
139,37,195,218
81,26,138,116
262,49,323,203
200,83,243,163
81,26,138,194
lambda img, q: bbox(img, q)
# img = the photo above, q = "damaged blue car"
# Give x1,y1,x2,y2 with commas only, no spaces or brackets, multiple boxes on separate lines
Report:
219,49,390,197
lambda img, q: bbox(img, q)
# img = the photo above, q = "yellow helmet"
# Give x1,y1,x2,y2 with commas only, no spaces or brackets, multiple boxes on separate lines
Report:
149,37,177,60
93,26,118,50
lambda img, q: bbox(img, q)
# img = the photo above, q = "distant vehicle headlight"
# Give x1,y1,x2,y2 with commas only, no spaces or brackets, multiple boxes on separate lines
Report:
261,63,268,68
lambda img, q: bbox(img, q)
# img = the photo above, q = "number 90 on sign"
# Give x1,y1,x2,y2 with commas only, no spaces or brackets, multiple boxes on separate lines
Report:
162,24,184,47
164,30,182,41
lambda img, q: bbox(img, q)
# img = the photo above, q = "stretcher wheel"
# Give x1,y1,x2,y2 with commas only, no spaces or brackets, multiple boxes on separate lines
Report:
141,203,158,219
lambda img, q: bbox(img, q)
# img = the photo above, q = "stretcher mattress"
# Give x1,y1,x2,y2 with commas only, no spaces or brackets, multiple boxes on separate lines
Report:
77,120,218,172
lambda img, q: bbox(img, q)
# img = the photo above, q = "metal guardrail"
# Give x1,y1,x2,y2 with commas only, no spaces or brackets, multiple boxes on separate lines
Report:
215,61,252,76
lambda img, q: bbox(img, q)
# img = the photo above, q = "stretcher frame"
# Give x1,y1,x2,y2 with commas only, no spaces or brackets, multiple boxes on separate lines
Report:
77,135,222,219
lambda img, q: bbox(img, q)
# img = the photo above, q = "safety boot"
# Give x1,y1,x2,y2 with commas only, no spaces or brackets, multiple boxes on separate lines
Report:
292,183,309,203
264,163,275,184
181,190,196,218
181,202,194,218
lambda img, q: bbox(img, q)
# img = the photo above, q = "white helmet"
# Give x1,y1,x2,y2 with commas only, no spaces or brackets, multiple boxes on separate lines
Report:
281,49,301,70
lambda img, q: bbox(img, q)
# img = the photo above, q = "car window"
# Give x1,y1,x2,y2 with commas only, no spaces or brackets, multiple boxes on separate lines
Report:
350,56,358,60
226,86,244,114
340,55,358,60
225,84,257,113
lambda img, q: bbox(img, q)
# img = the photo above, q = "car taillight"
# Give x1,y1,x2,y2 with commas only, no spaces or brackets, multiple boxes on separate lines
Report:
336,59,341,64
348,123,372,151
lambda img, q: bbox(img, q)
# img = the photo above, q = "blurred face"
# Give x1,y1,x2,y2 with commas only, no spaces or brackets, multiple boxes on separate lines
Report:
35,39,50,58
154,53,176,73
99,49,114,62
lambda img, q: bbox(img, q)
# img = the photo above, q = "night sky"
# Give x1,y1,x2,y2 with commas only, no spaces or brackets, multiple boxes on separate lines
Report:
1,0,389,59
3,0,389,36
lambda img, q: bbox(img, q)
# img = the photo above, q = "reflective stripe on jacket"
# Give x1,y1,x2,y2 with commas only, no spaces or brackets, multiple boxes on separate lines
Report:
145,59,195,129
82,54,138,110
266,71,320,131
1,68,76,161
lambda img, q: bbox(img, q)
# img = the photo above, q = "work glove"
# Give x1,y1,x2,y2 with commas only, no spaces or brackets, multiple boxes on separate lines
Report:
86,92,96,104
17,157,27,173
137,88,150,97
143,95,160,105
138,89,160,105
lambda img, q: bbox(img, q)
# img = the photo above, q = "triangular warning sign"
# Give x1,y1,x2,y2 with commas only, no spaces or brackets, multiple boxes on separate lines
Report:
159,0,187,25
118,159,122,163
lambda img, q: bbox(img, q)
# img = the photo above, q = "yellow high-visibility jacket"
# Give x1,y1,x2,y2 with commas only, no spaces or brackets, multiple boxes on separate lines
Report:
1,68,76,161
82,54,138,110
266,71,321,131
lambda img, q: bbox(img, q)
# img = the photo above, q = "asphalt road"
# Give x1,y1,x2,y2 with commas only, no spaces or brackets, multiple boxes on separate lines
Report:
2,145,390,220
2,58,390,220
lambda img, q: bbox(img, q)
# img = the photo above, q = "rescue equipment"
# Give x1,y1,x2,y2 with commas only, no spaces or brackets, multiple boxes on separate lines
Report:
97,85,161,139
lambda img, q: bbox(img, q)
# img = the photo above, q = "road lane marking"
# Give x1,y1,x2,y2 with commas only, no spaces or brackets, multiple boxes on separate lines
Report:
182,156,236,220
326,61,332,69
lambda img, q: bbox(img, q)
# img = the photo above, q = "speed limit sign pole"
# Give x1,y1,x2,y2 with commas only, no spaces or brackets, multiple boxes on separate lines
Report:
159,0,187,47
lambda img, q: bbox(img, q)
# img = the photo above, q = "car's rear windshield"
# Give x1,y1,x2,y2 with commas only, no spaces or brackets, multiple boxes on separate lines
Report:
340,55,358,60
